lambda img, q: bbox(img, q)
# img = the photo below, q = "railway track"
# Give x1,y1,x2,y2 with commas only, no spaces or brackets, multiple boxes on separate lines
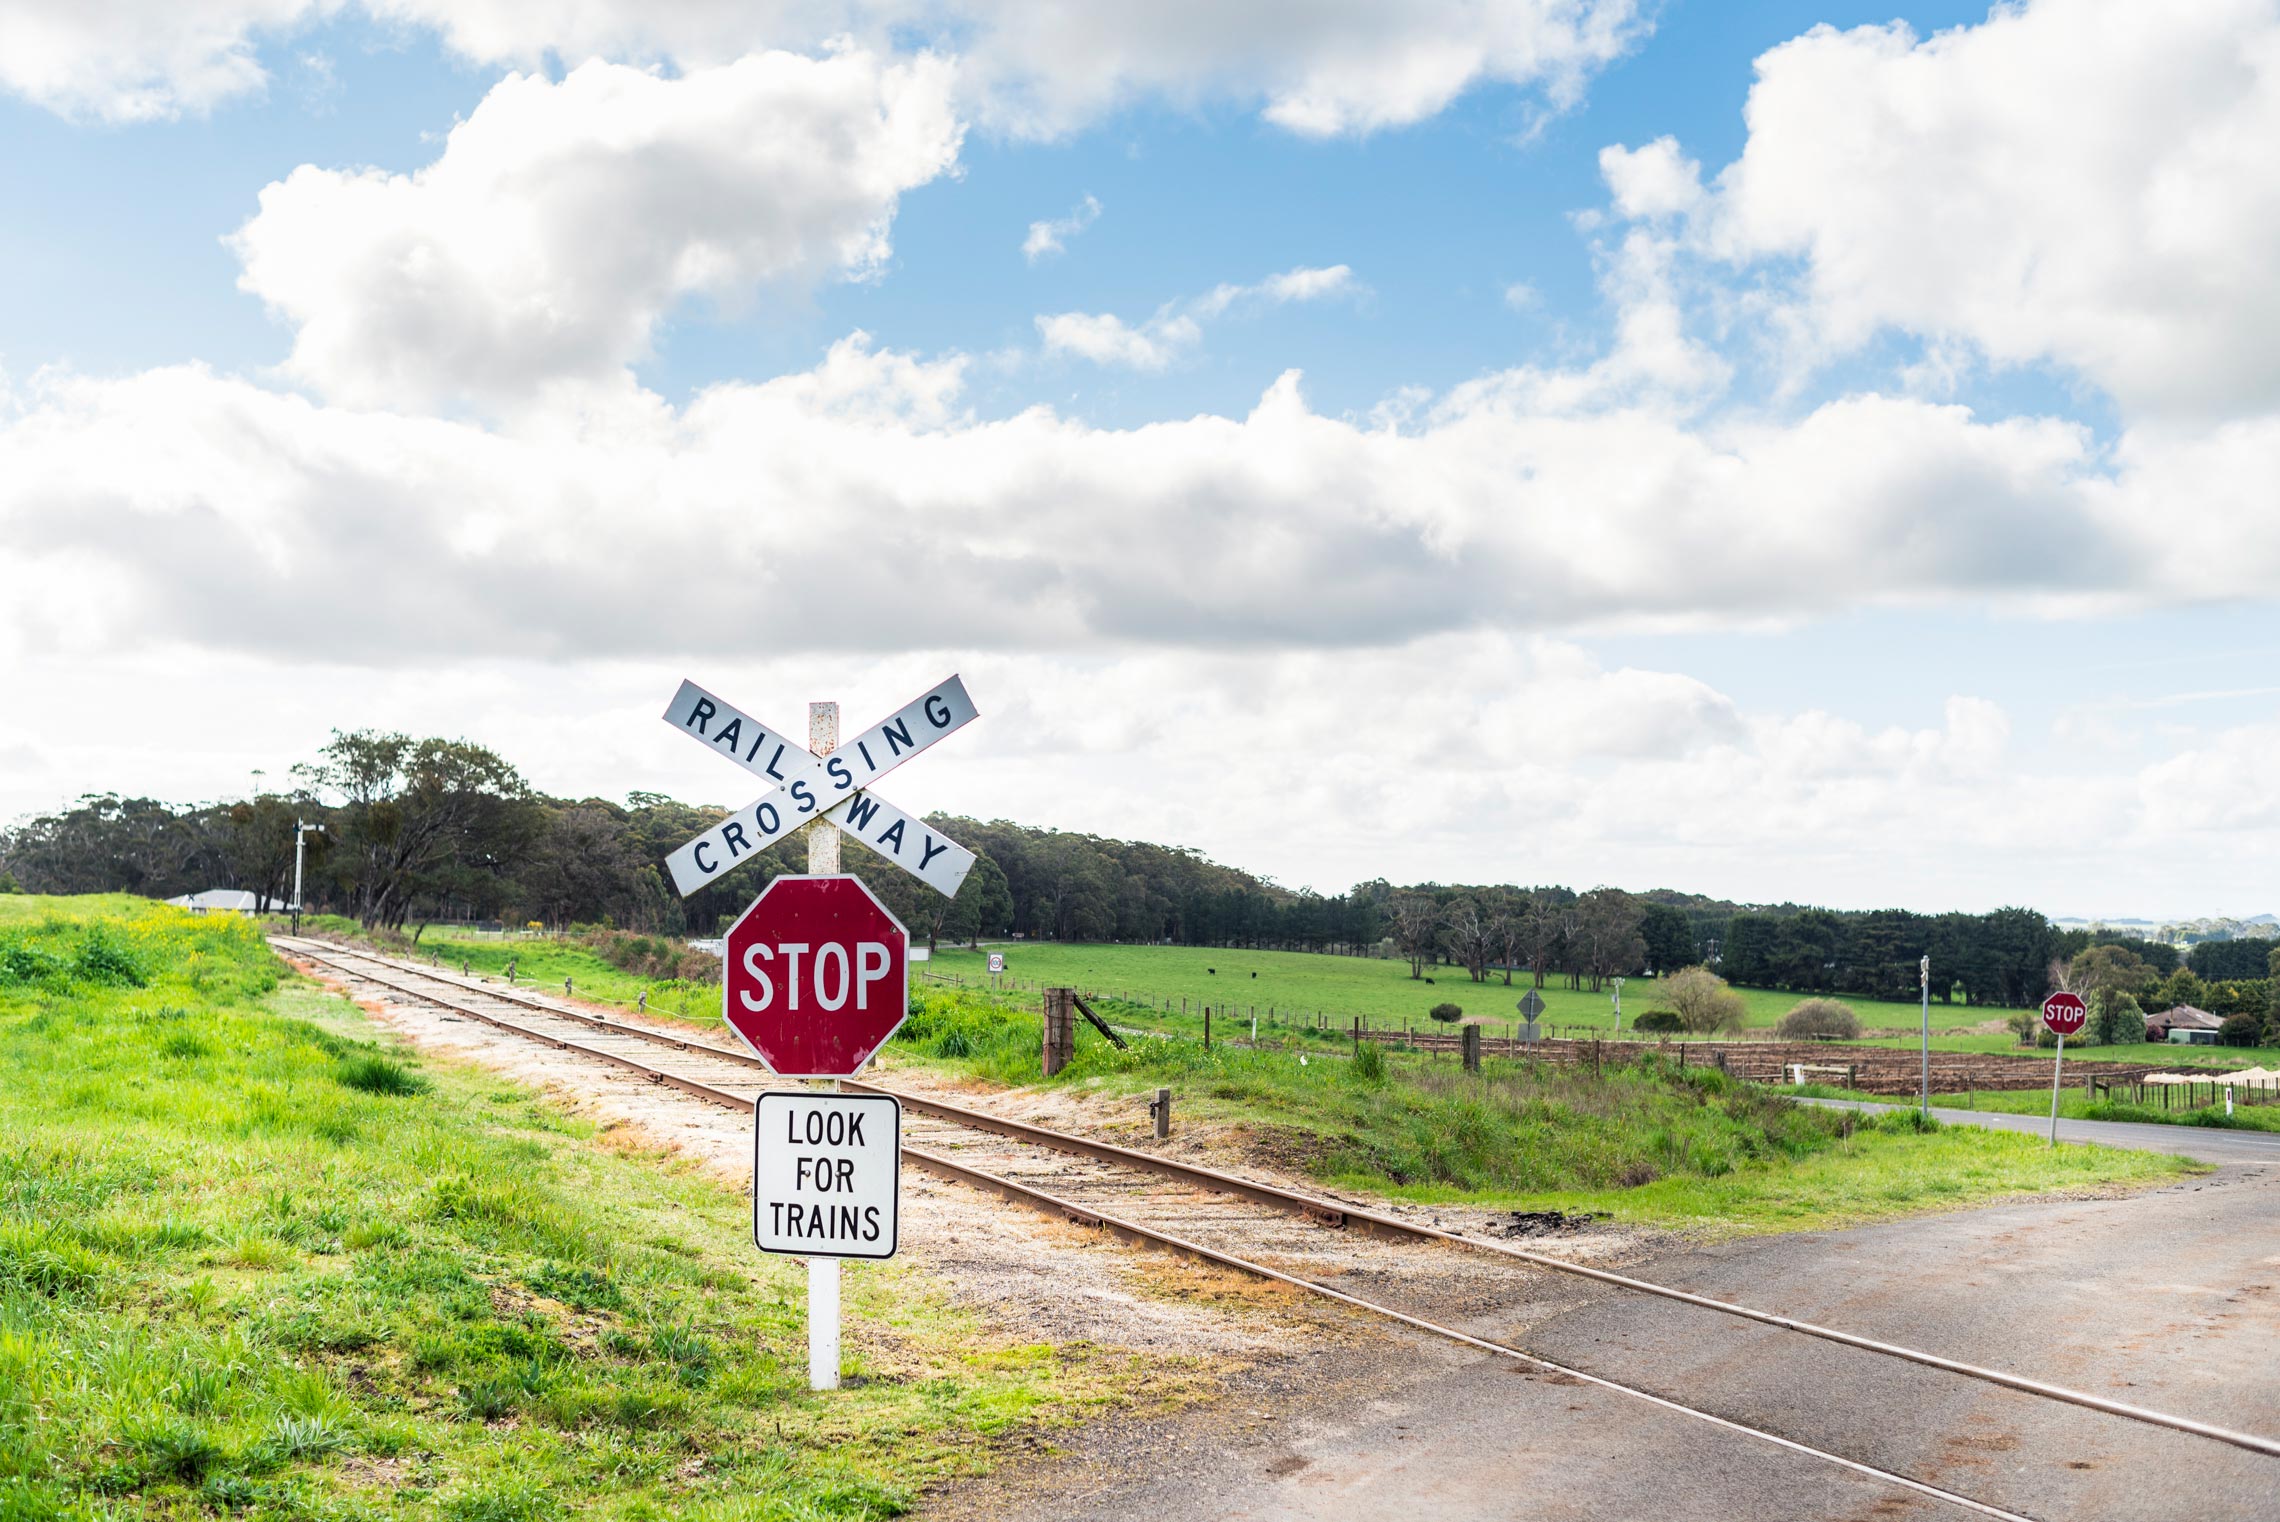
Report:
274,935,2280,1520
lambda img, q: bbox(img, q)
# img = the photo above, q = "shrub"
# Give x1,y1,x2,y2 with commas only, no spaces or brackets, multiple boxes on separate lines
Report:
1631,1009,1685,1034
1778,999,1860,1041
1428,1002,1463,1024
2219,1012,2262,1046
1663,966,1749,1035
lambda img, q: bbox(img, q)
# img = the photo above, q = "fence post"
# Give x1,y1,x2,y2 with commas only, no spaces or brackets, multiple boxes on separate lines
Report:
1042,987,1076,1077
1462,1023,1481,1074
1204,1007,1212,1051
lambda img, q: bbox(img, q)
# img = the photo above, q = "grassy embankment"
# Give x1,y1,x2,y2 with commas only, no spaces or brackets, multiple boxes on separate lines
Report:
270,919,2199,1227
1,900,1162,1520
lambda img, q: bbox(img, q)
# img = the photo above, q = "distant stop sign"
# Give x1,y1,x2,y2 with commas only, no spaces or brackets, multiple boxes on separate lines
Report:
724,876,909,1077
2041,991,2088,1038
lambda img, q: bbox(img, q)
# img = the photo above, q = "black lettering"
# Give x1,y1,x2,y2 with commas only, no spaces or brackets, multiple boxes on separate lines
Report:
791,780,816,815
857,740,876,772
770,1202,785,1234
834,1158,854,1190
786,1109,803,1142
722,821,750,858
765,743,787,781
692,841,717,874
843,793,881,831
686,697,715,733
786,1203,805,1234
919,835,949,870
924,694,951,728
839,1204,860,1238
713,717,742,753
756,802,781,834
745,728,768,764
881,717,914,756
877,819,906,854
826,757,854,792
845,1112,866,1146
862,1206,881,1241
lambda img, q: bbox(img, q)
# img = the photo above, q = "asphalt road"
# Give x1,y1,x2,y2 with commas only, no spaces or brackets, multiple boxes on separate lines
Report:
937,1169,2280,1521
1804,1096,2280,1166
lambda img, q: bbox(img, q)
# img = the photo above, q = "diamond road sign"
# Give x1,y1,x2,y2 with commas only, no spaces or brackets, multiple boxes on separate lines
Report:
662,676,977,899
1518,990,1546,1020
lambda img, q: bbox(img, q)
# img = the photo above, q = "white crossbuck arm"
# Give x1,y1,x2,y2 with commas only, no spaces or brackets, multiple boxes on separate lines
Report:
660,676,977,899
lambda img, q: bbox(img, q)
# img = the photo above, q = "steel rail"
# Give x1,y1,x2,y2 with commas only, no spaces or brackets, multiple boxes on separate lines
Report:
277,937,2280,1464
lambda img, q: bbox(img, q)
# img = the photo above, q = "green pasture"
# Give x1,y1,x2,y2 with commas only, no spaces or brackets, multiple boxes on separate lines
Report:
275,919,723,1024
2,899,1153,1519
927,941,1978,1034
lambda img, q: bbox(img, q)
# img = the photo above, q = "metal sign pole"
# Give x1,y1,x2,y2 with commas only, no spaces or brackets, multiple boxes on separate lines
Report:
2048,1033,2066,1148
1919,955,1931,1119
806,700,841,1393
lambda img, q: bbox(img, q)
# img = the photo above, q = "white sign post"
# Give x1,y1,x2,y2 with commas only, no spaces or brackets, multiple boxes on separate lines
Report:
754,1092,901,1392
655,675,976,1394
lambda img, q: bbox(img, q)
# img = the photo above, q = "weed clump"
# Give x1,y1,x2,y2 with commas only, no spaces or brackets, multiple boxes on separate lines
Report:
337,1054,429,1096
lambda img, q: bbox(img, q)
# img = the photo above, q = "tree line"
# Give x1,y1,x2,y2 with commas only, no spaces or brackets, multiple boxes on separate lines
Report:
1,727,2270,1039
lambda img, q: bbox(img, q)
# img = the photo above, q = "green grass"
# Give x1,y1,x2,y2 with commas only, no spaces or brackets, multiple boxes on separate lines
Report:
1912,1087,2280,1133
926,941,1987,1034
3,899,1160,1519
275,920,723,1025
882,987,2195,1232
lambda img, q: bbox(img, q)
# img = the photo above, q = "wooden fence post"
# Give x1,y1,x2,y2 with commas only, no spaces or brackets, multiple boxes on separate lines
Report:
1041,987,1075,1077
1204,1007,1212,1051
1462,1023,1481,1074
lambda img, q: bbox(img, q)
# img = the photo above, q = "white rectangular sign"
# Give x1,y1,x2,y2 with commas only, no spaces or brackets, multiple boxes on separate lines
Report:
753,1092,900,1260
988,952,1005,974
662,674,977,897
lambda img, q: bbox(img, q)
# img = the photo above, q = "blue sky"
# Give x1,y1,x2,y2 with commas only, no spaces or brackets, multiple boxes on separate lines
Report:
1,0,2274,918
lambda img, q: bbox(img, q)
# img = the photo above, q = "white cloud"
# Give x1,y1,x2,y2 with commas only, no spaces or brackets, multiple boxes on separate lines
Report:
1194,264,1361,318
0,0,323,121
1033,311,1201,370
1598,135,1702,221
1691,0,2280,420
0,0,1645,138
1022,194,1100,262
6,335,2279,670
228,51,962,409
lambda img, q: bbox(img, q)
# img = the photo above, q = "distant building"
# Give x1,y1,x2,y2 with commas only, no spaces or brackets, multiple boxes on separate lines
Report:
2145,1004,2224,1044
164,889,280,914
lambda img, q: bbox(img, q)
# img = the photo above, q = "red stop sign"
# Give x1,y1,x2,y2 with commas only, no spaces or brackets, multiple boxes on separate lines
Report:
723,876,909,1077
2041,991,2087,1038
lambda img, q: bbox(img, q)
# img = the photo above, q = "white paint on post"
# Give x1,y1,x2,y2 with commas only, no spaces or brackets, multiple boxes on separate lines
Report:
808,701,840,875
2048,1033,2066,1147
809,1256,840,1392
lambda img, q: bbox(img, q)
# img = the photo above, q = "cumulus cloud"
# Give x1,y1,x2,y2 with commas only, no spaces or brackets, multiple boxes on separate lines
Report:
1022,194,1100,262
0,0,1644,138
5,331,2278,670
228,51,962,409
1684,0,2280,419
0,0,324,121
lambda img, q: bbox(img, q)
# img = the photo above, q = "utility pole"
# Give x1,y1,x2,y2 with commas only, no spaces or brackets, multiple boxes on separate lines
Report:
1611,976,1625,1033
290,819,315,933
1919,954,1931,1118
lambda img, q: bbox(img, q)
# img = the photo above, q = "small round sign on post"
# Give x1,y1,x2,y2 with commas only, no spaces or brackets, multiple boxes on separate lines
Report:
2040,991,2088,1146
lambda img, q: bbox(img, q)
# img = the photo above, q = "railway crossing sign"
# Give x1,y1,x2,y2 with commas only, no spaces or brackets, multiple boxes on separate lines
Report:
754,1091,900,1260
2040,991,2087,1038
1518,990,1546,1021
660,675,979,898
723,875,909,1078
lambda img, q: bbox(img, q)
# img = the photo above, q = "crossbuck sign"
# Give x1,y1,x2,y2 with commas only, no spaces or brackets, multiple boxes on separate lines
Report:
660,675,979,898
